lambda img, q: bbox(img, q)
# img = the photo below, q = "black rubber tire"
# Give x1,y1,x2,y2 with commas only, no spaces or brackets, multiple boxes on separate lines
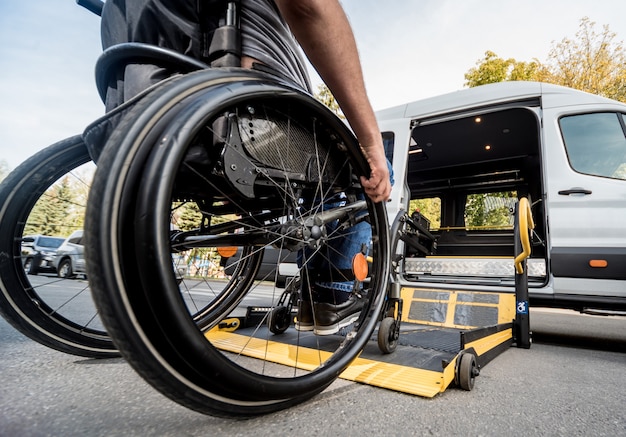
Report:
57,259,73,279
85,68,390,416
0,136,118,358
458,353,477,391
268,306,291,335
23,258,37,275
377,316,398,354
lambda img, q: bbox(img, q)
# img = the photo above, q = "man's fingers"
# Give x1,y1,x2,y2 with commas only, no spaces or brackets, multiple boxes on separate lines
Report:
360,174,391,203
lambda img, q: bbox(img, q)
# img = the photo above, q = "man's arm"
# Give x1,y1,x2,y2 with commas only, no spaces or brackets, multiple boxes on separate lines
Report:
274,0,391,203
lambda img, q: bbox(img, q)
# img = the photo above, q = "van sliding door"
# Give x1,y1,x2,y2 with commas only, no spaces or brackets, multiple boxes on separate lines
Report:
545,111,626,303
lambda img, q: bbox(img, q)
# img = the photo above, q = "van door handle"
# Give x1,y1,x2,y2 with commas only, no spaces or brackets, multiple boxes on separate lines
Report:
558,188,592,195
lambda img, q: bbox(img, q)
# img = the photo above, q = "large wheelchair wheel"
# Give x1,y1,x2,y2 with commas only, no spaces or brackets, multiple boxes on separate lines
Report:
0,136,118,358
85,69,389,416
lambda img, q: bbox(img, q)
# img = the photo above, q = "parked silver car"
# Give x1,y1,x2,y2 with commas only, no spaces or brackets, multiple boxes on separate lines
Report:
21,235,66,275
54,230,87,279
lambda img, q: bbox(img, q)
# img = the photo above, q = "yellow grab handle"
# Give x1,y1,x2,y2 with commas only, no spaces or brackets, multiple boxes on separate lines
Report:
514,197,535,274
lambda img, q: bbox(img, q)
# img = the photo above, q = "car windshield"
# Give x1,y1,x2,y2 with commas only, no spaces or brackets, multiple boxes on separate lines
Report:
38,237,65,248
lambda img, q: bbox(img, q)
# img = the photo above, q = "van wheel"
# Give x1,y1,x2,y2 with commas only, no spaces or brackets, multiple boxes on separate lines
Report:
57,259,73,279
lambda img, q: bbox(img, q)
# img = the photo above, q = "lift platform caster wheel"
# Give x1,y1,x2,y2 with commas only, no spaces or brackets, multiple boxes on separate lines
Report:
268,306,292,335
377,316,399,354
457,353,479,391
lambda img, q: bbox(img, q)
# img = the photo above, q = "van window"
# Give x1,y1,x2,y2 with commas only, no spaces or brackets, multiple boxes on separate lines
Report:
560,112,626,180
382,131,395,163
464,191,517,230
409,197,441,230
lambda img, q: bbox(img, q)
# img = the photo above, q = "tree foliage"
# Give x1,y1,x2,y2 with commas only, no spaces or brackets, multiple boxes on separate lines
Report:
174,201,204,231
171,201,233,278
25,176,76,236
409,198,441,229
464,192,516,229
464,51,542,87
464,17,626,102
23,166,93,237
544,17,626,101
315,83,344,118
409,192,516,231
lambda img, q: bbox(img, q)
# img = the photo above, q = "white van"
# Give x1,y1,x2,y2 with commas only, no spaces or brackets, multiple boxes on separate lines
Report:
379,81,626,312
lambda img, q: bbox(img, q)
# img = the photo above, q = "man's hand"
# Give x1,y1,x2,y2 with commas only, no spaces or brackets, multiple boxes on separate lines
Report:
360,151,392,203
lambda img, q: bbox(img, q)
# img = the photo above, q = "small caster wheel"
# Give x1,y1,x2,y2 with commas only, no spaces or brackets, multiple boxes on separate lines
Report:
268,306,291,335
377,317,398,354
457,353,479,391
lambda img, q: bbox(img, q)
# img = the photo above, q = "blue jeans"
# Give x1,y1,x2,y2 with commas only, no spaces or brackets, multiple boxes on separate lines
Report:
298,161,394,303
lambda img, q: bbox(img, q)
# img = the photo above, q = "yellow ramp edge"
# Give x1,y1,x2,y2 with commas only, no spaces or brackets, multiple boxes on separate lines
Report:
206,310,512,398
206,329,455,398
466,328,513,356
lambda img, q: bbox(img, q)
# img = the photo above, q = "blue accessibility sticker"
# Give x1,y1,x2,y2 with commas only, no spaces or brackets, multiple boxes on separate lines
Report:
516,300,529,314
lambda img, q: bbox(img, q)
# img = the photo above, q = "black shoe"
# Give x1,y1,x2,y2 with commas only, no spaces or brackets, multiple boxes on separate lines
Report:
312,295,365,336
295,299,314,332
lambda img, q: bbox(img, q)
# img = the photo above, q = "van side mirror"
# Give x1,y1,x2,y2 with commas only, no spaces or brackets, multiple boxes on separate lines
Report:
21,236,35,247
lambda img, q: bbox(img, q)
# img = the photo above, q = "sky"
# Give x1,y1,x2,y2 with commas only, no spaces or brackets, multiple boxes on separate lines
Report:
2,0,626,171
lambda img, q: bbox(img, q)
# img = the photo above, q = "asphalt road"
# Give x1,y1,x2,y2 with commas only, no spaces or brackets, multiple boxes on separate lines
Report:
1,306,625,436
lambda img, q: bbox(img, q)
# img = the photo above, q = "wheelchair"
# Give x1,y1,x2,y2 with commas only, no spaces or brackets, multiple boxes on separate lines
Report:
0,135,117,358
0,0,393,416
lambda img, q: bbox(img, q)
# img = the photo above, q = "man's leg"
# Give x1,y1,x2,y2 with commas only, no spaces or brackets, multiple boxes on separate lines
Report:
295,161,393,335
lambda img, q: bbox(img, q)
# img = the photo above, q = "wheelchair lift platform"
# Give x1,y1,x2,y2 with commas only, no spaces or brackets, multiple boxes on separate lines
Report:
206,286,518,397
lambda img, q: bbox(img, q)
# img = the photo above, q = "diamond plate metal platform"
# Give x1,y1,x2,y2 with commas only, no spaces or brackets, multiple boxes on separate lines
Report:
404,257,546,278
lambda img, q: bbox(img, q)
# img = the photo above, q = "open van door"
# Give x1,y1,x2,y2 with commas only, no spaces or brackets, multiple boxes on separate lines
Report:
542,106,626,309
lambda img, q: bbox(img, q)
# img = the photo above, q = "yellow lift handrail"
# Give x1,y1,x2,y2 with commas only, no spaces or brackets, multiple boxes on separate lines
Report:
514,197,535,274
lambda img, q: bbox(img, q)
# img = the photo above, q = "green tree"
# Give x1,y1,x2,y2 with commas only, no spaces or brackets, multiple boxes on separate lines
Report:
64,164,94,232
464,192,516,229
409,198,441,229
23,164,94,236
175,201,204,231
542,17,626,101
464,50,542,87
172,201,235,278
464,18,626,102
315,83,344,118
25,176,75,236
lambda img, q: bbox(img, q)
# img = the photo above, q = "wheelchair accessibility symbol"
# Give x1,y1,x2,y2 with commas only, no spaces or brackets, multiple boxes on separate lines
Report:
517,301,529,314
